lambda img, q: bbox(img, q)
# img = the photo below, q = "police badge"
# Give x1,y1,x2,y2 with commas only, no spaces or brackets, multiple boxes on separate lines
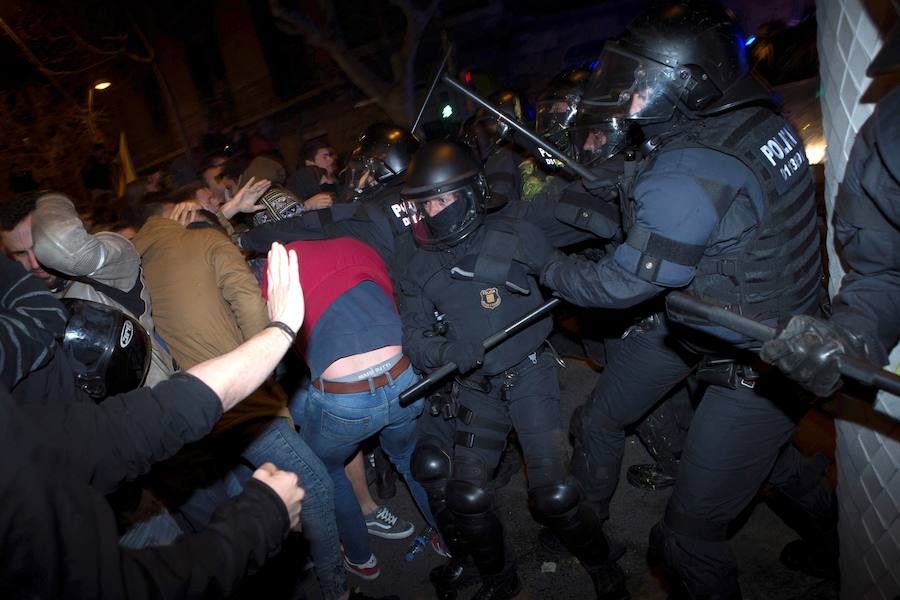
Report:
480,287,501,309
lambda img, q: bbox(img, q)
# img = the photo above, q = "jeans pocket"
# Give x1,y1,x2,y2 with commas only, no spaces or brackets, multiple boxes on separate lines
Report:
319,409,371,442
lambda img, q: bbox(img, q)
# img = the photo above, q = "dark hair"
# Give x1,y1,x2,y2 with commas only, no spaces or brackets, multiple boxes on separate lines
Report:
0,192,43,230
166,181,208,204
222,154,252,183
134,190,173,228
302,138,332,163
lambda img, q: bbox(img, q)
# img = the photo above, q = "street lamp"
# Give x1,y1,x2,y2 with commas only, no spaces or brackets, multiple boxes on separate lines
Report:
87,80,112,136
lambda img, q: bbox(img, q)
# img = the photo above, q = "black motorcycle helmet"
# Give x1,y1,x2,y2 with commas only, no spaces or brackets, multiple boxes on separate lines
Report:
343,123,419,200
535,67,591,161
574,0,772,164
461,89,528,161
401,140,490,250
61,299,152,401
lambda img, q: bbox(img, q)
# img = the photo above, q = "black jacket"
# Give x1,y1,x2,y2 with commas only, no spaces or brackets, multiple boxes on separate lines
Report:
830,87,900,366
0,372,290,599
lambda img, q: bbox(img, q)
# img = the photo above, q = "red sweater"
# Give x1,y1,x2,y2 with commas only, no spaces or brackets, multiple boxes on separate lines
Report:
262,238,395,351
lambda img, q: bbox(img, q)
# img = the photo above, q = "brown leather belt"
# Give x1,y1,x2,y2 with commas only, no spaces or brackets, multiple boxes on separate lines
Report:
312,355,411,394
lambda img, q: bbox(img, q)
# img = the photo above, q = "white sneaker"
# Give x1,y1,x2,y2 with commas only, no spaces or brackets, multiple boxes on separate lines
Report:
364,505,414,539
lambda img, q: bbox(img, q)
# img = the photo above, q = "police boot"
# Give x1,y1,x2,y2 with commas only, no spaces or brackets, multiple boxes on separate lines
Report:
625,460,679,490
587,561,630,600
538,526,626,562
429,556,479,600
471,567,521,600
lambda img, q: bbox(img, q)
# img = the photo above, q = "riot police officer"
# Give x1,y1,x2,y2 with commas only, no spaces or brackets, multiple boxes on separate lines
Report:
401,139,628,600
539,2,828,597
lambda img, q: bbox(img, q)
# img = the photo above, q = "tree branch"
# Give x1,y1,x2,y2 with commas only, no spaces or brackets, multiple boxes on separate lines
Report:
269,0,391,105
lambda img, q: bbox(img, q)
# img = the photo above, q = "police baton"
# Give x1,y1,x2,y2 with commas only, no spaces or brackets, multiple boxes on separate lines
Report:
398,297,563,407
440,75,599,182
666,291,900,397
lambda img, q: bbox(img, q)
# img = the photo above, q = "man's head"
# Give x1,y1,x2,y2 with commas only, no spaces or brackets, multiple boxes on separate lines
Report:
201,155,230,206
401,140,489,250
0,193,59,287
168,181,218,211
302,139,337,175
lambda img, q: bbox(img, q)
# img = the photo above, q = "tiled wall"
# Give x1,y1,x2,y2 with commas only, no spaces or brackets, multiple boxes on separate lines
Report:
815,0,884,296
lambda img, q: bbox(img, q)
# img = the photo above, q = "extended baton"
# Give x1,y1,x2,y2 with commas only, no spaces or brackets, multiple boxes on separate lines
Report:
398,297,563,406
440,75,599,182
666,291,900,396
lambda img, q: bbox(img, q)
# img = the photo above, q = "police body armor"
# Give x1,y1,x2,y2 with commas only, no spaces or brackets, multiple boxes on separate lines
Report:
623,106,821,327
410,216,551,376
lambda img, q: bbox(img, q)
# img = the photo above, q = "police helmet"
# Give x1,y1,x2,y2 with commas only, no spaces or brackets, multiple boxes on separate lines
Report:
401,140,490,250
461,90,528,161
342,123,419,200
535,67,591,161
575,0,772,164
61,299,151,401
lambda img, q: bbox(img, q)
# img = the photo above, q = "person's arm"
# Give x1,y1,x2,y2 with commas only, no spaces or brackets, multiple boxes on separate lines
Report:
398,270,451,371
0,258,68,390
26,243,304,493
542,150,731,309
31,193,140,290
239,204,360,253
828,124,900,366
503,180,621,248
1,391,297,600
209,235,269,340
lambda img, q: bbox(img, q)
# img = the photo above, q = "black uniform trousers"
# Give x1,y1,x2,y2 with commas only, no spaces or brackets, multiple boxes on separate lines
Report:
417,349,570,578
577,321,831,597
452,349,567,491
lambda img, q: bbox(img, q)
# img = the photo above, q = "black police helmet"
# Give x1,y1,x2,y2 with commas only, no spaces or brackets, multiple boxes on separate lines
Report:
351,123,419,183
536,67,592,160
401,140,490,250
61,299,151,401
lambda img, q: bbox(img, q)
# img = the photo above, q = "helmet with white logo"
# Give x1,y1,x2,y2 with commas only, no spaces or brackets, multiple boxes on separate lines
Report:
61,299,151,401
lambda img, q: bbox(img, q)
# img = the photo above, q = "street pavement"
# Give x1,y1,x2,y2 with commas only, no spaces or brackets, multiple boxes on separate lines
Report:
245,358,839,600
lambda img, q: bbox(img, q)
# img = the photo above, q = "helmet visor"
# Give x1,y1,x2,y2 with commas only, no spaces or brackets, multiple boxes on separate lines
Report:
582,44,687,122
340,159,377,202
536,97,580,161
406,184,483,249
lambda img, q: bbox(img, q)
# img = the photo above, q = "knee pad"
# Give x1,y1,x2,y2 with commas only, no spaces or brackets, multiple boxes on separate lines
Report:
411,439,451,483
446,480,493,515
528,483,581,519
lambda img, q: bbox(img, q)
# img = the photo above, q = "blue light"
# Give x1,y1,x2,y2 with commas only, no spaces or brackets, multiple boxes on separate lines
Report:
745,35,756,47
589,58,600,70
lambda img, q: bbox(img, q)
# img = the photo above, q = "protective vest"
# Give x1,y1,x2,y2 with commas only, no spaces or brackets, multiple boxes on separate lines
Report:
624,107,822,324
407,216,551,375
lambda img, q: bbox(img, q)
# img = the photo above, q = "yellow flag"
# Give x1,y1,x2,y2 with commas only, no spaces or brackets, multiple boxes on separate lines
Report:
117,131,137,196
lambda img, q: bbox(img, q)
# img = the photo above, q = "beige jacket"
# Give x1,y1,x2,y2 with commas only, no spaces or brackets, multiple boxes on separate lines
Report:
133,217,287,431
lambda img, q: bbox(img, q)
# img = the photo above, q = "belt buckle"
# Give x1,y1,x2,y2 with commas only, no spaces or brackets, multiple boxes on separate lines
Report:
740,378,756,389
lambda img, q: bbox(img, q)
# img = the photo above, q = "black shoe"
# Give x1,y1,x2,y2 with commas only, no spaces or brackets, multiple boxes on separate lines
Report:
471,570,521,600
779,539,839,581
538,527,626,562
430,558,480,600
625,462,678,490
587,562,630,600
348,588,400,600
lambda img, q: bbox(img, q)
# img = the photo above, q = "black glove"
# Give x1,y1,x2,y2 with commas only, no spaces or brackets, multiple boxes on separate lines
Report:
581,156,624,200
760,315,868,397
439,340,485,374
516,234,563,275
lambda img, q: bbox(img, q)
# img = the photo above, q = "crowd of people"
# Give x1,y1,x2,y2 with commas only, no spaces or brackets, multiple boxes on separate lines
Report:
2,1,898,599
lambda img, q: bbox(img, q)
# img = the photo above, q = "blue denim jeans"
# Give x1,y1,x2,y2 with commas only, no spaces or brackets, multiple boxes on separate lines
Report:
175,417,346,600
293,365,436,564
